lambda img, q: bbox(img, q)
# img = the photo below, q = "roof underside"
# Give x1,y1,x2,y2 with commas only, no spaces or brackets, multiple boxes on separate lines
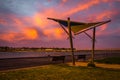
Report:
47,18,111,35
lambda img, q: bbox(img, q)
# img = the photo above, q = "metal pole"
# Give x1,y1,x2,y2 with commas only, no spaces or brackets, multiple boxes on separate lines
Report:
68,17,75,65
91,27,96,64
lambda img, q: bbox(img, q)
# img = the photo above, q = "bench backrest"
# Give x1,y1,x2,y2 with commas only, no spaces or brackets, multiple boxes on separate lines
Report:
52,56,65,63
77,55,86,61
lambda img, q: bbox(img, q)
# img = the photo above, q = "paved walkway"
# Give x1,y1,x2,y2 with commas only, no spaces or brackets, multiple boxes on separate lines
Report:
0,58,120,71
67,62,120,69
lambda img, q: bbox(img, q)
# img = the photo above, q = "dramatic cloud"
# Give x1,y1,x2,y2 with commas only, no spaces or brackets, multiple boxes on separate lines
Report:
0,0,120,49
0,27,38,42
63,0,100,16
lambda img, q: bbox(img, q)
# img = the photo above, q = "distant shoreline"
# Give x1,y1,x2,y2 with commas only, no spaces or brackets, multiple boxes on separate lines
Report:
0,49,120,52
0,46,120,52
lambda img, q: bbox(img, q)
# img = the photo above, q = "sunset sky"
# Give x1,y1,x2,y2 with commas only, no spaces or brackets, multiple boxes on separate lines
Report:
0,0,120,49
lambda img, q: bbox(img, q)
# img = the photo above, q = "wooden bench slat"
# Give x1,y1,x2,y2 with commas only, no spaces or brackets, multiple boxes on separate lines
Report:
77,55,86,61
52,56,65,63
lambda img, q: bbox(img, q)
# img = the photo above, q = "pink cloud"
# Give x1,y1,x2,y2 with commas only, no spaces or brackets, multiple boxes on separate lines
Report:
85,10,118,34
62,0,68,3
0,15,39,42
0,19,7,26
63,0,100,17
97,27,120,36
43,27,66,40
0,10,67,42
0,27,38,42
32,10,68,40
0,0,119,43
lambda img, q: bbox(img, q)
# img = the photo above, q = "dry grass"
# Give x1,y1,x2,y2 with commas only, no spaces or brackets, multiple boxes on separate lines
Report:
0,64,120,80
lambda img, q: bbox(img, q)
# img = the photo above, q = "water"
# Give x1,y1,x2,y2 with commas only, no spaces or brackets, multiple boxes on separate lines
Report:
0,52,89,59
0,51,119,59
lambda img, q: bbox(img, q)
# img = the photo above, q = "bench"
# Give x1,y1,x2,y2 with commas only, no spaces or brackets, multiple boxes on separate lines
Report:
52,56,65,63
77,55,86,61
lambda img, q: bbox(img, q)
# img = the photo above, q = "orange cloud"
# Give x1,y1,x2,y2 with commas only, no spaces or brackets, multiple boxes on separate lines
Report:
0,32,16,42
32,10,68,40
23,28,38,40
0,28,38,42
43,27,66,40
33,13,44,27
11,16,39,40
33,12,55,29
2,0,116,42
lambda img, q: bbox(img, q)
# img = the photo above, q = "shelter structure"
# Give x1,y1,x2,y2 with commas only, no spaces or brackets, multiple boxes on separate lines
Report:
48,17,111,66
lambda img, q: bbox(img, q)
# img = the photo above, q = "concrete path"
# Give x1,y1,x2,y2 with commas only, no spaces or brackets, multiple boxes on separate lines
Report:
0,58,120,71
67,62,120,69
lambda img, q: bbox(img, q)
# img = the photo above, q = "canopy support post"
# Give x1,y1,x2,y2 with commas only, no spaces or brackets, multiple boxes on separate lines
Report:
68,17,75,65
88,27,96,67
91,27,96,64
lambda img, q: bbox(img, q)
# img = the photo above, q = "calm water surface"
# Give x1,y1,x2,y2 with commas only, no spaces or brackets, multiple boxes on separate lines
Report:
0,51,119,59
